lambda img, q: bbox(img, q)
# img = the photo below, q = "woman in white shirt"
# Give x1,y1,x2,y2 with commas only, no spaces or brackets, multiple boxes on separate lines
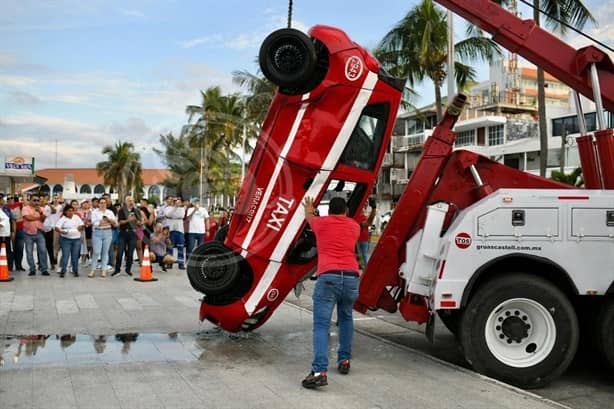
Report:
89,199,117,278
55,205,85,278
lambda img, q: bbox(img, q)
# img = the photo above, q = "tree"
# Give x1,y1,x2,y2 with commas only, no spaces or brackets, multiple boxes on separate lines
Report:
184,86,245,206
184,86,225,203
154,132,201,199
551,167,583,187
232,70,275,127
530,0,595,176
96,141,143,201
375,0,502,121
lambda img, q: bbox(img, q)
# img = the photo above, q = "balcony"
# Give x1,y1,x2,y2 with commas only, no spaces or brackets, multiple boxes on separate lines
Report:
381,152,405,168
393,132,430,152
390,168,409,184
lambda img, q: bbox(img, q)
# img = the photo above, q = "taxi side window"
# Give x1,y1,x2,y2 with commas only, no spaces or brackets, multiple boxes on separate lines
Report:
340,103,389,170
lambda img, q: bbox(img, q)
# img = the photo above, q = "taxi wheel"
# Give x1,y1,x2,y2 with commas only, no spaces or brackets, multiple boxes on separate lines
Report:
259,28,317,89
187,242,242,296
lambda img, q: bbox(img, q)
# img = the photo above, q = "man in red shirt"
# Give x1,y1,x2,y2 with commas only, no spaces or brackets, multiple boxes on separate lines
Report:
22,195,48,276
302,196,360,389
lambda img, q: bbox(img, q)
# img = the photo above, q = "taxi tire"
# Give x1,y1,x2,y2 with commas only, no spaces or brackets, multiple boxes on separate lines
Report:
259,28,317,89
187,241,242,296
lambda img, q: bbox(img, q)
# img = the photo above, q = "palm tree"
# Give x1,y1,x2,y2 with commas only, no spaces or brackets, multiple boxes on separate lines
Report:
232,70,275,127
96,141,143,201
184,86,225,203
375,0,502,121
184,87,246,206
154,132,201,199
551,167,583,186
215,93,245,207
530,0,595,176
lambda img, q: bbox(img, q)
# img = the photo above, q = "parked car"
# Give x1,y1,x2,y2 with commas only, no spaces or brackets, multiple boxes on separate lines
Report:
187,25,403,332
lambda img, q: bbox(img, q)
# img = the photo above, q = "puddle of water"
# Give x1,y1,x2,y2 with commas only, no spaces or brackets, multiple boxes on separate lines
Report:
0,330,257,370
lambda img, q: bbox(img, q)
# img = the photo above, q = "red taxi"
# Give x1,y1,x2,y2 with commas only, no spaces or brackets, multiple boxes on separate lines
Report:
187,25,403,332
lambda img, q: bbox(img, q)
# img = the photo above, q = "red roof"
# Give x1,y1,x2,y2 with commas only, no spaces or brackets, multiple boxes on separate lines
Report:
36,168,172,185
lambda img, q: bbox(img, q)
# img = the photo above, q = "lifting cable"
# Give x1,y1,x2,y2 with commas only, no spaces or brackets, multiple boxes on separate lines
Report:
287,0,293,28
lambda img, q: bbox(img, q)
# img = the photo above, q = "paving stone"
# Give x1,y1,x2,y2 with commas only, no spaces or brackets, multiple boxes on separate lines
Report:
56,299,79,315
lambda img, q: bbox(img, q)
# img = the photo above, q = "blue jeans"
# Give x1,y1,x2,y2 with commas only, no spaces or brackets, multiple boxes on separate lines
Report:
107,229,119,267
60,237,80,274
311,272,359,373
24,231,48,274
169,230,185,266
92,229,112,271
187,233,204,261
359,241,369,265
11,229,25,270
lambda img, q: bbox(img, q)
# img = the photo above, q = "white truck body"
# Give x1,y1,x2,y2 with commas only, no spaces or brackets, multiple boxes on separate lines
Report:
400,189,614,311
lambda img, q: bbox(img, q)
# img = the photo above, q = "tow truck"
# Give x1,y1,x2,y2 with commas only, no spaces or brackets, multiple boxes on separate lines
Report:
188,0,614,388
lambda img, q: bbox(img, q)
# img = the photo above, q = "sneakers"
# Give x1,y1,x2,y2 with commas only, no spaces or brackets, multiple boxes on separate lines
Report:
111,271,120,277
88,270,95,278
338,360,350,375
126,271,132,277
301,371,327,389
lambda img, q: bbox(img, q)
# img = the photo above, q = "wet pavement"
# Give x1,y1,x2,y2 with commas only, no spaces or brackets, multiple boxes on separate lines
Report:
0,265,582,409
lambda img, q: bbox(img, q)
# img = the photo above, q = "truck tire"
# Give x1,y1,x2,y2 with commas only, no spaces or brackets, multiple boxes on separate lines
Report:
259,28,317,90
596,298,614,369
437,310,462,336
460,274,578,389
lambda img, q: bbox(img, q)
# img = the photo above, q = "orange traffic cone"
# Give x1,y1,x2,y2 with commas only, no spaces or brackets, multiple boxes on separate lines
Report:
0,242,13,282
134,245,157,282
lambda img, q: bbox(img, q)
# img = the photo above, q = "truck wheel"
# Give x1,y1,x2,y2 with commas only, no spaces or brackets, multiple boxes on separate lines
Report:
259,28,317,89
460,274,578,389
596,298,614,369
187,241,242,296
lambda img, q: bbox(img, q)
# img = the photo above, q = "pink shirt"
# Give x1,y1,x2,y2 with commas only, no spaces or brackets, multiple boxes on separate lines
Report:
308,215,360,276
22,205,46,235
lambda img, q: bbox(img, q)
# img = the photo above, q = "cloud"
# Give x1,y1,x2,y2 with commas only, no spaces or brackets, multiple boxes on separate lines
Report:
7,90,41,105
0,75,36,88
121,9,145,18
568,0,614,54
0,113,165,168
181,34,223,49
104,117,151,138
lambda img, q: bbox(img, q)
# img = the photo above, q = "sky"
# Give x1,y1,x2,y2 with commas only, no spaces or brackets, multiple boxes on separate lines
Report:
0,0,612,170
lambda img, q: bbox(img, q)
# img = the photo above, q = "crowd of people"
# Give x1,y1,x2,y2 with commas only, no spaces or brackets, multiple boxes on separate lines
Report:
0,193,230,278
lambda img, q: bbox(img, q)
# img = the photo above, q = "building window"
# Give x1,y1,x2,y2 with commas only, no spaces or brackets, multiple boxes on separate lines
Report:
94,184,105,194
80,185,91,194
52,184,63,195
456,130,475,147
488,124,504,146
148,185,161,199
